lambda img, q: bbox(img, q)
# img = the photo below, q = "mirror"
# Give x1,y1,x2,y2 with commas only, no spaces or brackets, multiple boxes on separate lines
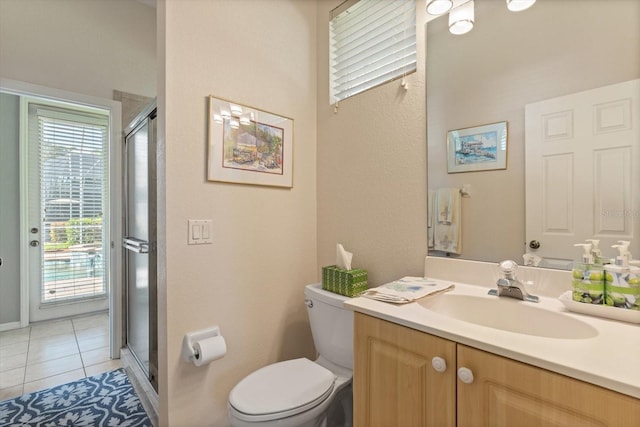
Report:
426,0,640,268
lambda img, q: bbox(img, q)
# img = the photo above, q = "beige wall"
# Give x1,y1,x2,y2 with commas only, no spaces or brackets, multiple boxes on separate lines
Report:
0,0,156,100
427,0,640,263
316,1,429,287
159,0,317,425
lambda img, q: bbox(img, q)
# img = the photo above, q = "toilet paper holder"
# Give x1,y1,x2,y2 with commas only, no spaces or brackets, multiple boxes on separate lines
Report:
181,326,223,364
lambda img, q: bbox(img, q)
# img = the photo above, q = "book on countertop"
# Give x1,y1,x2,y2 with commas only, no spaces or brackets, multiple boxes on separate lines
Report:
360,276,455,304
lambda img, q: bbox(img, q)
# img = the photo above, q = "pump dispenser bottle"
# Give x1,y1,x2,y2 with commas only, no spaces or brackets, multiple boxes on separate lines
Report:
586,239,607,265
572,243,605,304
604,242,640,309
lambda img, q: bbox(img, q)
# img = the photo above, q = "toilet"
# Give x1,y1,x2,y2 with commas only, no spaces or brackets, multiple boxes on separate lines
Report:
228,283,353,427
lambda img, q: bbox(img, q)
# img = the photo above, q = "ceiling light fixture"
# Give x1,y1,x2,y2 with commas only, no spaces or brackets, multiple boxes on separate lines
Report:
449,0,474,35
506,0,536,12
426,0,452,15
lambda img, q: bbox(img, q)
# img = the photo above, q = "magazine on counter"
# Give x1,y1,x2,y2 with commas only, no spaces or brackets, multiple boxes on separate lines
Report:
360,276,454,304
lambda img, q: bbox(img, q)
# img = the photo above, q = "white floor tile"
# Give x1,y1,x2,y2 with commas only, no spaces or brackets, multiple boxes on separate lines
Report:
0,366,25,389
0,384,24,401
0,328,31,348
0,341,28,359
30,319,74,340
24,353,83,383
77,334,109,353
27,339,79,365
0,352,28,373
2,311,115,397
80,346,110,367
22,369,86,395
28,333,77,353
72,313,109,331
74,325,109,341
84,359,122,377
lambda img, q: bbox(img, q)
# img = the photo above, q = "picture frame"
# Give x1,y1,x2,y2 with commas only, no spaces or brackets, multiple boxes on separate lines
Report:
447,121,508,173
207,95,293,188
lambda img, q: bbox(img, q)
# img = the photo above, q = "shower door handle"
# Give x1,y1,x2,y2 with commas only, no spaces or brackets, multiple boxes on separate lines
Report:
123,237,150,254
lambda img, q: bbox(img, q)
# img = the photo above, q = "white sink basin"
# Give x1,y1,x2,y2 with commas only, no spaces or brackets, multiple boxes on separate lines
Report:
419,289,598,339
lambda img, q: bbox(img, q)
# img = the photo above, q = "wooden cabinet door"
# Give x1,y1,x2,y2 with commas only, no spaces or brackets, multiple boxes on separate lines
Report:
354,313,456,427
457,344,640,427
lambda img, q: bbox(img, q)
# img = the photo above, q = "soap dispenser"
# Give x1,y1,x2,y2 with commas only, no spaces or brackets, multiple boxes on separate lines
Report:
605,243,639,309
572,243,604,304
586,239,606,265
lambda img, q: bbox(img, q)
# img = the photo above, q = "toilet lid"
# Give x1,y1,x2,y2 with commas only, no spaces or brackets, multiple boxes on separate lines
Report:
229,358,335,418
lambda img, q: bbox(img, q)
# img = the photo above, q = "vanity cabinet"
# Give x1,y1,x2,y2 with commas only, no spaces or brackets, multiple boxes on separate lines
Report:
354,313,640,427
354,312,456,427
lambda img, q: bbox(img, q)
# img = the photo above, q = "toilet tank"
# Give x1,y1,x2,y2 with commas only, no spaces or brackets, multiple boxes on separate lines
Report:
305,284,353,370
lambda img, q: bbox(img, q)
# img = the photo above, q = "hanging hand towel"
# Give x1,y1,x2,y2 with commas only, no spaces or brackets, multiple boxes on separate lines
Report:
434,187,462,254
437,187,453,224
427,189,435,249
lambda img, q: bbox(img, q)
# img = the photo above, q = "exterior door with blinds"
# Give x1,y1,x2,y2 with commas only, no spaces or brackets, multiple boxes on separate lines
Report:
28,102,110,322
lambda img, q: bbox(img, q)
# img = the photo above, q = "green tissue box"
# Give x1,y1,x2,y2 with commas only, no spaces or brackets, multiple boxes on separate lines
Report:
322,265,368,297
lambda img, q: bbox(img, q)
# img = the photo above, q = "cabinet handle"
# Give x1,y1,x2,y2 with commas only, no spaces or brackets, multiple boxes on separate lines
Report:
457,367,474,384
431,356,447,373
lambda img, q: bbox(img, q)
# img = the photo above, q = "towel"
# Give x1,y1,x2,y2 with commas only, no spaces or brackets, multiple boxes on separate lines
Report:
438,188,453,223
427,189,435,249
433,188,462,254
360,277,455,304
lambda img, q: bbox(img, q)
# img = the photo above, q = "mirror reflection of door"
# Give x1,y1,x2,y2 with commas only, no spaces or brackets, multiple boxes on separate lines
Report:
525,79,639,268
26,99,111,322
124,105,158,391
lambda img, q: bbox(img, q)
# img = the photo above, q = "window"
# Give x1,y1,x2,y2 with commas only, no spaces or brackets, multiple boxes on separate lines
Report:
329,0,417,104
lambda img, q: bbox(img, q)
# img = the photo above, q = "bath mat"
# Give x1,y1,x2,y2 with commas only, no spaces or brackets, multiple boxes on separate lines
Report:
0,368,151,426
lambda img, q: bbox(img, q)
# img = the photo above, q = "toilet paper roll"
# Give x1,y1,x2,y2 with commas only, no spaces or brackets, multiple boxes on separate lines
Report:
193,335,227,367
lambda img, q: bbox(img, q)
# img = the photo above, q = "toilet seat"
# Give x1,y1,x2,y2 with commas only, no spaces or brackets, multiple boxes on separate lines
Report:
229,358,335,422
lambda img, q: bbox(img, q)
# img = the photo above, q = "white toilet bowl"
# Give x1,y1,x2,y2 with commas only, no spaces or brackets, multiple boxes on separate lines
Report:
228,284,353,427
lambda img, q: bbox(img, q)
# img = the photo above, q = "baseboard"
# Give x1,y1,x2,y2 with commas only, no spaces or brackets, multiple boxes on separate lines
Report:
0,321,21,332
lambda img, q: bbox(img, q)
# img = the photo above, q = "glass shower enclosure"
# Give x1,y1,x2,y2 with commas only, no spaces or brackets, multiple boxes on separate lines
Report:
123,103,158,391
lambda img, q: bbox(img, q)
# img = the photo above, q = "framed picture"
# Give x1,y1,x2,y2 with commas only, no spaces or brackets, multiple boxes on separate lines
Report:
207,96,293,188
447,121,508,173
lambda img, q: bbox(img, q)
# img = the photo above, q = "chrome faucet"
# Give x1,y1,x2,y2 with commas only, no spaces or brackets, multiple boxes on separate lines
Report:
488,260,539,303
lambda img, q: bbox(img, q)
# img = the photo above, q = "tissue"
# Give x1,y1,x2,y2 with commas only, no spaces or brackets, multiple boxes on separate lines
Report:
336,243,353,270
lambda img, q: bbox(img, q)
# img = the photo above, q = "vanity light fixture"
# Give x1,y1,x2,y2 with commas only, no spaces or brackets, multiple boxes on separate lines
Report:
239,115,251,126
213,114,223,124
449,0,474,35
426,0,452,15
506,0,536,12
230,119,240,129
428,0,535,35
220,109,231,120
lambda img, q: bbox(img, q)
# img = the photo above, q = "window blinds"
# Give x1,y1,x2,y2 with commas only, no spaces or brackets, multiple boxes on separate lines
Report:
330,0,416,104
31,105,109,304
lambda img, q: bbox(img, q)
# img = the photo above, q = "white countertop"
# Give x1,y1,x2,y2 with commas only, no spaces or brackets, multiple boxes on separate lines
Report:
344,279,640,399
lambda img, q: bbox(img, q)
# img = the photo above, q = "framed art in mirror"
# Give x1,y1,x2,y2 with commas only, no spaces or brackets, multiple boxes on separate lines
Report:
447,121,507,173
207,95,293,188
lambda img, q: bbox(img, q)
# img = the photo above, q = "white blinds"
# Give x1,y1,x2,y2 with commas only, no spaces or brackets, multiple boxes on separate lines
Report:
330,0,416,104
32,105,109,304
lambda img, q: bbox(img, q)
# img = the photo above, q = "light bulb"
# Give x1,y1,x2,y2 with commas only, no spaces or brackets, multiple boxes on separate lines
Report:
449,0,474,35
426,0,452,15
506,0,536,12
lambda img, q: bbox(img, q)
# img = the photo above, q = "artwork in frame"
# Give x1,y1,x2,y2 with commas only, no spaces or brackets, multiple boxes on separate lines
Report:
447,121,508,173
207,95,293,187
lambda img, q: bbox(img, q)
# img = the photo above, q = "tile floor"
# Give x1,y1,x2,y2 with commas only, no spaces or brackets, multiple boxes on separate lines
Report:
0,312,121,401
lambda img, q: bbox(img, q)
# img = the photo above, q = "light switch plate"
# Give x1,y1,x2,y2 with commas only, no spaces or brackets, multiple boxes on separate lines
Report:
188,220,213,245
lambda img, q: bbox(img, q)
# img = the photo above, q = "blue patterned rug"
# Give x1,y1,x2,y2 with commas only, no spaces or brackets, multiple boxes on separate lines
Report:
0,368,151,426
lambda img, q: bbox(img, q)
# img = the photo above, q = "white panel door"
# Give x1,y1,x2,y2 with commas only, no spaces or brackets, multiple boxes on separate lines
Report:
525,79,639,267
